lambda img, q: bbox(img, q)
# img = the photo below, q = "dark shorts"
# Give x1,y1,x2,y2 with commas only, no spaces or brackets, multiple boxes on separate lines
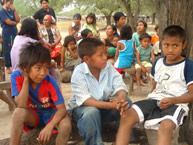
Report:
132,99,187,130
24,108,57,133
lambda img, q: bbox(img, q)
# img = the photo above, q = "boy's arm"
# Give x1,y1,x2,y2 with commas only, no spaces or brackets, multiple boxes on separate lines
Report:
13,71,29,108
151,49,155,63
60,47,65,72
115,42,120,60
160,84,193,109
38,103,67,144
136,50,146,72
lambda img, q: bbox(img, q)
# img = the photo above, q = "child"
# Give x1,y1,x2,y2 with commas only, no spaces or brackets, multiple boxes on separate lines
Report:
10,43,71,145
152,25,161,58
82,12,100,38
132,20,148,49
116,25,193,145
60,36,81,83
135,33,155,90
81,29,93,39
114,25,134,73
68,38,132,145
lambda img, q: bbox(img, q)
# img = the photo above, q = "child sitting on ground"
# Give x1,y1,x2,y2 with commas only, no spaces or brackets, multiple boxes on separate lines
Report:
114,25,134,73
135,33,155,90
116,25,193,145
68,38,132,145
60,36,81,83
10,43,71,145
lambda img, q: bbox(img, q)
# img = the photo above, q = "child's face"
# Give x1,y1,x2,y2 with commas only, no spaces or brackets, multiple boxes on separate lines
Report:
117,16,126,26
86,45,107,71
68,41,76,50
137,22,146,33
87,17,93,24
86,32,93,38
29,62,49,85
74,17,81,25
162,36,186,64
112,37,119,47
140,37,151,48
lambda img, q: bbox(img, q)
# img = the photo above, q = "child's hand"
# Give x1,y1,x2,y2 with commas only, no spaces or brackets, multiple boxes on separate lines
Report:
37,126,53,144
141,66,146,73
117,100,130,117
160,98,174,109
59,68,64,72
20,68,29,79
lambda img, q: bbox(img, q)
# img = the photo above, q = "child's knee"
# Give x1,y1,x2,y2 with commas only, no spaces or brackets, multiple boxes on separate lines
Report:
12,108,29,122
58,115,72,134
160,120,175,131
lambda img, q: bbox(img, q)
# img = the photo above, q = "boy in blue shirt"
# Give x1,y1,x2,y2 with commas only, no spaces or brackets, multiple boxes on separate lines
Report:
10,43,71,145
68,38,132,145
116,25,193,145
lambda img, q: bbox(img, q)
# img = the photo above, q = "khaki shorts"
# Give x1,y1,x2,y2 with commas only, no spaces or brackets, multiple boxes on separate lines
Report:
135,61,152,69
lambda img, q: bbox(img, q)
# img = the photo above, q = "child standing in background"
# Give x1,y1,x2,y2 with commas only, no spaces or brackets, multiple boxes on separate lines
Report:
82,13,100,38
135,33,155,90
151,24,159,46
114,25,134,73
132,20,148,49
60,36,81,82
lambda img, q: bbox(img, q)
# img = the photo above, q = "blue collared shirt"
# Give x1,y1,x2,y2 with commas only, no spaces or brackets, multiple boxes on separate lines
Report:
68,62,128,110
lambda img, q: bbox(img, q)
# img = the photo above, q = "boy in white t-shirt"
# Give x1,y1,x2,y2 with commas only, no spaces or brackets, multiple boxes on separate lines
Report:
116,25,193,145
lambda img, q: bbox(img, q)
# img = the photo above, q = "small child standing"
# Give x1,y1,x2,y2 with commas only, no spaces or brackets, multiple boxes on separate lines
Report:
68,38,132,145
10,43,71,145
114,25,134,73
82,13,100,38
60,36,81,82
152,25,161,58
135,33,155,90
116,25,193,145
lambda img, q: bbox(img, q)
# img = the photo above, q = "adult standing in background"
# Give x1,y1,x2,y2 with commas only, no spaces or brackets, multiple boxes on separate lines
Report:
113,12,126,36
32,0,56,24
0,0,20,74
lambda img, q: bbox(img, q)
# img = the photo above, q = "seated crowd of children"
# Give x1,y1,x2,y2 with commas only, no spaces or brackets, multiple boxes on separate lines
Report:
0,1,193,145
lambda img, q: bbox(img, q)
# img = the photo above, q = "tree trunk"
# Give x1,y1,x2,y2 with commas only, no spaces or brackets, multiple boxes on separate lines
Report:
155,0,193,59
121,0,140,32
154,0,193,144
105,15,111,26
152,13,156,24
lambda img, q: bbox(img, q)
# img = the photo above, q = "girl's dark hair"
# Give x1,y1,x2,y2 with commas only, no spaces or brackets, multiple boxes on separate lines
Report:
19,42,51,71
40,0,48,4
81,29,92,38
137,20,147,28
1,0,11,5
113,12,126,24
78,38,104,59
162,25,185,42
18,18,39,40
63,35,76,48
86,13,96,25
120,25,132,40
139,33,151,41
73,13,81,20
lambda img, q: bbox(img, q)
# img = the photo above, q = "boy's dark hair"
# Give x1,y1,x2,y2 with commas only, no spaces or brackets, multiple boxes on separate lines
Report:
137,20,147,28
63,35,76,48
113,12,126,24
86,13,96,25
40,0,48,4
18,18,39,40
19,43,51,71
73,13,81,20
81,29,92,38
139,33,151,41
78,38,104,59
120,25,132,40
162,25,185,42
